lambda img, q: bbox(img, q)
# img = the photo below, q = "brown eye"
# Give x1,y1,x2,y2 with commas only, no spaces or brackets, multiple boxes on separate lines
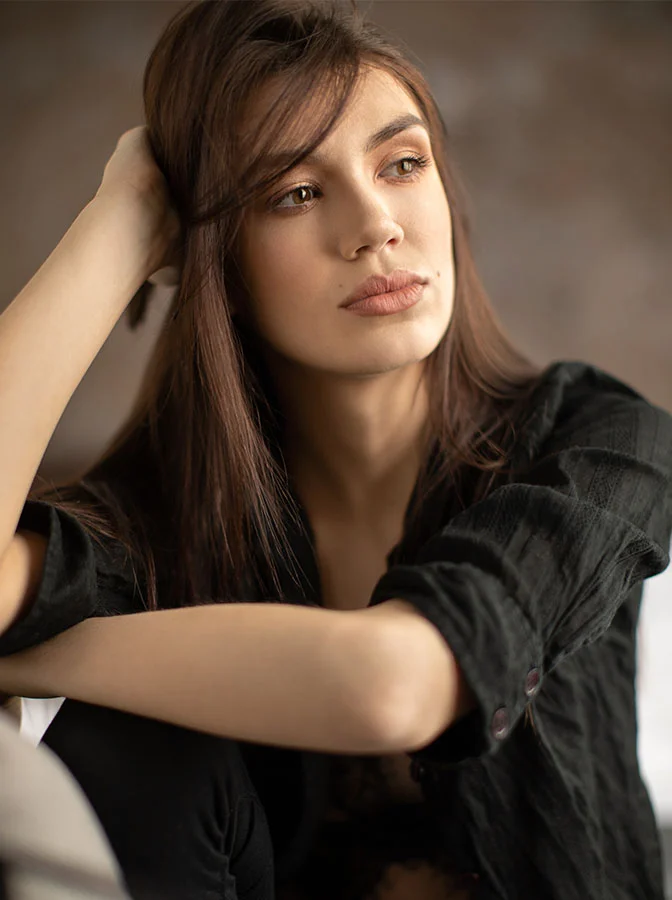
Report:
387,154,432,179
292,187,312,205
273,184,319,211
270,153,431,214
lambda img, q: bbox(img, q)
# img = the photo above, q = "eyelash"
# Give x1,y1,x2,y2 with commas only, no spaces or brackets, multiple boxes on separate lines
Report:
269,153,432,213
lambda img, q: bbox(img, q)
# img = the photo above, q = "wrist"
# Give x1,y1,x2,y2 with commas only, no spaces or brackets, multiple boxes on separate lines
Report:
82,192,169,286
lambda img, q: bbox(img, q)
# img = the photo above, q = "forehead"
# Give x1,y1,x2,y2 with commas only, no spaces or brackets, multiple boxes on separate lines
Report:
240,65,422,161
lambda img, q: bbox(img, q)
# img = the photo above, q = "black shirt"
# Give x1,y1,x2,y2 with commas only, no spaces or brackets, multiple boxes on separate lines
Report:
3,360,672,900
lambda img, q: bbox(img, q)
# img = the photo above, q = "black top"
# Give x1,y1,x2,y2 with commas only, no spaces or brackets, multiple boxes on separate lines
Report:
3,360,672,900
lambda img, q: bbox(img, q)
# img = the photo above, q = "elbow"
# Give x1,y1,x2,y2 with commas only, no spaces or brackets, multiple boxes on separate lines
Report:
348,649,418,756
368,700,432,756
357,604,471,754
370,677,451,756
366,674,442,756
340,612,421,754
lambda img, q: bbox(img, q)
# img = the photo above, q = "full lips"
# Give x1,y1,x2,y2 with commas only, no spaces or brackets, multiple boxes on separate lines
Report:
343,283,426,317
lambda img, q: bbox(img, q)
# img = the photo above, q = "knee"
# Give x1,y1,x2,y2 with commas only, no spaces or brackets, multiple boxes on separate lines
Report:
42,701,276,899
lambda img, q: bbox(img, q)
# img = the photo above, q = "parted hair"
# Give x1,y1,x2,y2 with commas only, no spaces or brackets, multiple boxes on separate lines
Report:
32,0,541,611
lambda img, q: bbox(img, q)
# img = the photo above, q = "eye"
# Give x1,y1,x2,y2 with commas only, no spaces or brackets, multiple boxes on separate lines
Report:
273,184,320,211
270,153,432,213
387,153,432,178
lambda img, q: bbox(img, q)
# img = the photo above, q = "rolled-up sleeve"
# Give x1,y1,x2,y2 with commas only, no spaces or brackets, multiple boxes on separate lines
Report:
368,366,672,764
0,500,138,657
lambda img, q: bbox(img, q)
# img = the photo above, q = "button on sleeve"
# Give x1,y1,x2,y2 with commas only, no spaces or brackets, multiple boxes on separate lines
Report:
524,667,541,698
368,364,672,765
491,707,510,741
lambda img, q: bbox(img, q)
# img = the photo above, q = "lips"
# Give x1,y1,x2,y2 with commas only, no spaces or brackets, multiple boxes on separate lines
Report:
340,269,428,308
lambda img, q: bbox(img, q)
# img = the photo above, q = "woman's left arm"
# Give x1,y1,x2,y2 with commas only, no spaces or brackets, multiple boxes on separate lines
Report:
0,596,469,755
367,365,672,765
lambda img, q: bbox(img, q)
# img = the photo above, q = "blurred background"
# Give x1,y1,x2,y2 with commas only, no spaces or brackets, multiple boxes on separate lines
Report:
0,0,670,888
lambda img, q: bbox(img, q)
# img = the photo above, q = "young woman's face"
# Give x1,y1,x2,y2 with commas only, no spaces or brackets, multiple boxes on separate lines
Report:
237,65,455,378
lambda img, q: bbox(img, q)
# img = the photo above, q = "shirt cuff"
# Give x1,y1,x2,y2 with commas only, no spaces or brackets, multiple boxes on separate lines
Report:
0,501,98,657
368,557,543,766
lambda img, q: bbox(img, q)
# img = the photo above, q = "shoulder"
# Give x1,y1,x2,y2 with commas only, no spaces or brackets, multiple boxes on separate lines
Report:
514,360,672,463
23,496,141,607
0,498,142,657
18,498,133,578
521,360,653,430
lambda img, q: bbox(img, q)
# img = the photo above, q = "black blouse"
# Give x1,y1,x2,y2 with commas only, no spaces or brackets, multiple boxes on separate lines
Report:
2,360,672,900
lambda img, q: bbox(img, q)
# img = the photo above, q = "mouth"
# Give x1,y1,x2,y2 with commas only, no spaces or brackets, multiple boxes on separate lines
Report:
340,268,429,309
341,282,427,317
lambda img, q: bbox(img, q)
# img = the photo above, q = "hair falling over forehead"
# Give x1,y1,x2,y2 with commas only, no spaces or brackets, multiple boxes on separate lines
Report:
32,0,542,611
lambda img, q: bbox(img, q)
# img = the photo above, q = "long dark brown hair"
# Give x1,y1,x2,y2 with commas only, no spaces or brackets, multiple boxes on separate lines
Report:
31,0,542,611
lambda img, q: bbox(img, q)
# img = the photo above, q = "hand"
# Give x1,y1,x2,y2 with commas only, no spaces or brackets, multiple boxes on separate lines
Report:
95,126,183,283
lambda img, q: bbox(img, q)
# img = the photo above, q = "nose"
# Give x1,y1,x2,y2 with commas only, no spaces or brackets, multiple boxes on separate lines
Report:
336,182,405,259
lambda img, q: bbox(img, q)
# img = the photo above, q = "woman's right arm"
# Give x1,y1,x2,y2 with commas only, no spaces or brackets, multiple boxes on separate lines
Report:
0,126,181,635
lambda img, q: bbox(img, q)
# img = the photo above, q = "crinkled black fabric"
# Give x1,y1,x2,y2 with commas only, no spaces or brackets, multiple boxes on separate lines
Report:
0,503,141,656
2,360,672,900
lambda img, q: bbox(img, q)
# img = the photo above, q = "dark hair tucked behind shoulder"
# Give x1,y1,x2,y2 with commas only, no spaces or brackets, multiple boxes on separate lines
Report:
32,0,541,610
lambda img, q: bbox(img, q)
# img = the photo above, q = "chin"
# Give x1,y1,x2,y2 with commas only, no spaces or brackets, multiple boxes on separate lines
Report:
274,318,450,377
359,328,447,372
320,337,444,378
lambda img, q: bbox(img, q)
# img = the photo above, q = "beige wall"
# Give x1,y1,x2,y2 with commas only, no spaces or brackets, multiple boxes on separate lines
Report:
1,1,671,480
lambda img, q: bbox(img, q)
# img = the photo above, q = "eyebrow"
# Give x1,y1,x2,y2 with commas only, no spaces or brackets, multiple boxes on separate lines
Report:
266,113,429,171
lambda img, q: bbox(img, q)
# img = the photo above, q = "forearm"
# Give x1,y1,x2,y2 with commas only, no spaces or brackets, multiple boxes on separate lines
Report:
0,602,409,754
0,195,154,558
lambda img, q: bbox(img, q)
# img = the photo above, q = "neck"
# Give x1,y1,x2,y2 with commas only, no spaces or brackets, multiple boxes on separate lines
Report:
267,355,432,523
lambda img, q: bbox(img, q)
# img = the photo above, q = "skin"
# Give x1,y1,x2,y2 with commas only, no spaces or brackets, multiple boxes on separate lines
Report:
0,67,473,755
237,65,455,526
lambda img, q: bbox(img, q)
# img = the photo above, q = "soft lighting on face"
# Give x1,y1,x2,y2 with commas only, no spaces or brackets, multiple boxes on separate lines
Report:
236,66,455,379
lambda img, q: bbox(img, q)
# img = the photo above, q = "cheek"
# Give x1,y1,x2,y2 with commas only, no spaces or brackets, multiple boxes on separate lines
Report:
400,181,452,249
244,225,316,307
423,184,452,237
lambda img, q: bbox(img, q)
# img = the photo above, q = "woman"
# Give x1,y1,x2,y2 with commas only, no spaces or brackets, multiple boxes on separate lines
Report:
0,1,670,898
